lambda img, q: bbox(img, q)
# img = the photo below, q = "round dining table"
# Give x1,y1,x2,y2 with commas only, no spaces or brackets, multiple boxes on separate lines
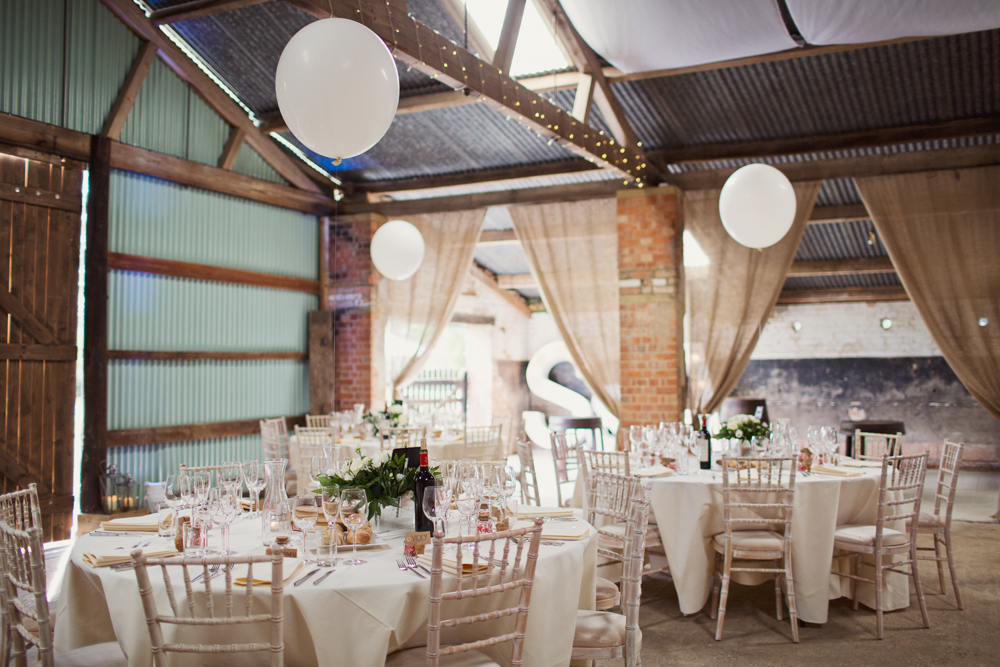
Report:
55,513,597,667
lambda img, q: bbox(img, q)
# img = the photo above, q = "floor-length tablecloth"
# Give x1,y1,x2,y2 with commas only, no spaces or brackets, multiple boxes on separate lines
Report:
55,517,596,667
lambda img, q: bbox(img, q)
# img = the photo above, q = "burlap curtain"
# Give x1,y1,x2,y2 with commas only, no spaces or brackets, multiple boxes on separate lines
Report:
854,168,1000,421
509,199,621,418
686,181,821,414
385,209,486,398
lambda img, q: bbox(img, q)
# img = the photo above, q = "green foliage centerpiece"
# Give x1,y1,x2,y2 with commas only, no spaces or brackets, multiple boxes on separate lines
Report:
714,414,770,442
316,448,431,522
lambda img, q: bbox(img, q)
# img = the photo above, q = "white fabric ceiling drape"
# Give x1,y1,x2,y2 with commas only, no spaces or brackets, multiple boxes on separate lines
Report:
385,209,486,398
508,199,621,419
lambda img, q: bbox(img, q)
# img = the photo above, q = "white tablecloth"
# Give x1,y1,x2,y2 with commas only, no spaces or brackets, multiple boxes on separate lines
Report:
645,468,910,623
55,514,596,667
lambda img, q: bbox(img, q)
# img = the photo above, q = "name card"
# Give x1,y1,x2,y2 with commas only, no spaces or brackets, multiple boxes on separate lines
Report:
404,531,431,556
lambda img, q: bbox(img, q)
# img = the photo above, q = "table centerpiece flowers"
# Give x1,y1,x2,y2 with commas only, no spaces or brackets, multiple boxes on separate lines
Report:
362,403,407,438
315,448,434,522
714,414,770,455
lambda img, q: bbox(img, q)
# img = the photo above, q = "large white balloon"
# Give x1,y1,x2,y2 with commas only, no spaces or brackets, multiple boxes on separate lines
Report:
371,220,425,281
275,19,399,161
718,164,797,249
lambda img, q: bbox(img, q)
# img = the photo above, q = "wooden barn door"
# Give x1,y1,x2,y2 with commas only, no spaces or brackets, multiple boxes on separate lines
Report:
0,147,83,541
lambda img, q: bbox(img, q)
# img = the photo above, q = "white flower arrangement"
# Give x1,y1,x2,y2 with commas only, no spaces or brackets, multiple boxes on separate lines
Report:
715,414,770,441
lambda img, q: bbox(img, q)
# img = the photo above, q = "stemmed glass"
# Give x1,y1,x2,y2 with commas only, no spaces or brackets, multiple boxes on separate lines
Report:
193,471,211,504
179,473,194,508
309,455,331,488
164,474,184,510
629,425,643,454
292,495,319,563
243,461,266,518
492,466,518,521
208,488,239,555
221,461,243,495
321,486,341,567
454,478,480,547
340,489,368,566
750,435,769,457
422,484,451,537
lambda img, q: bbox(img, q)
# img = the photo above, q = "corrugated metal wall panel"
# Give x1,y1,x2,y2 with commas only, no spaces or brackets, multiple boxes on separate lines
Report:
109,170,318,278
118,58,191,158
108,271,316,351
0,0,65,126
231,143,290,185
108,359,309,430
108,434,263,506
185,91,229,166
63,0,140,134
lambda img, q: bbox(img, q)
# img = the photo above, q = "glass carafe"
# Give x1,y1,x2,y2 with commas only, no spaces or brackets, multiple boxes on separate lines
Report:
261,459,291,546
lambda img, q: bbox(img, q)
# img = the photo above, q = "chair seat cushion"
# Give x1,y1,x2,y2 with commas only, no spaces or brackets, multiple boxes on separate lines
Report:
385,647,501,666
598,521,660,550
712,530,784,553
834,524,909,547
574,610,637,649
913,512,946,528
53,642,127,667
596,577,620,605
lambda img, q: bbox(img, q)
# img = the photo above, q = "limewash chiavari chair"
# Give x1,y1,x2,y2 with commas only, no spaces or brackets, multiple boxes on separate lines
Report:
913,440,964,608
464,425,504,462
130,545,286,667
384,519,544,667
515,439,542,507
549,432,579,508
571,481,648,666
260,417,290,460
0,484,43,666
384,427,425,450
711,456,799,642
854,430,902,461
831,451,930,640
292,426,335,488
0,515,126,667
304,414,332,429
580,449,631,477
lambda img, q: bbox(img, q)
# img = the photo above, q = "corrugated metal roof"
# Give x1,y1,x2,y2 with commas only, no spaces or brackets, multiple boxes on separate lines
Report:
816,178,861,207
614,29,1000,150
386,166,621,200
783,272,902,291
474,244,532,276
482,206,514,231
795,220,887,261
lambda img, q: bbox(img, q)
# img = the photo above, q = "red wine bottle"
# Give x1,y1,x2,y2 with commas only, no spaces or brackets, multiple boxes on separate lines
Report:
413,439,434,533
698,415,712,470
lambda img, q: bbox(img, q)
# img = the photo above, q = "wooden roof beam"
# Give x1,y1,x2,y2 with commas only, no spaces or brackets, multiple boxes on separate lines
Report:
469,263,532,317
787,257,894,277
103,0,325,193
285,0,640,181
809,204,869,225
494,0,526,75
356,158,598,196
438,0,495,62
150,0,271,26
777,286,909,304
100,40,158,139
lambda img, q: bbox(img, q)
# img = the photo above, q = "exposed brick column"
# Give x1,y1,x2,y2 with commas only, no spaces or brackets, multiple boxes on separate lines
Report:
618,186,685,431
330,213,386,412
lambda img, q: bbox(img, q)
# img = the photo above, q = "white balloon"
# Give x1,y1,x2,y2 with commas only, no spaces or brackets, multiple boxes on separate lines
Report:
370,220,425,281
275,19,399,160
718,164,797,249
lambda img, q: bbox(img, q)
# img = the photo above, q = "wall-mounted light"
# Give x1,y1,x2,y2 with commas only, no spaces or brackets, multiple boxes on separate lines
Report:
979,318,989,327
791,321,803,332
880,318,893,330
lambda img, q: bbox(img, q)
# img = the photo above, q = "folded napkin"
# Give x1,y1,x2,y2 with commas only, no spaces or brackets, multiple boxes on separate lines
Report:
838,458,884,468
233,558,304,586
514,519,590,541
811,464,863,477
241,498,258,512
416,552,489,576
100,513,160,533
82,542,178,568
636,465,674,478
294,505,320,517
517,506,574,519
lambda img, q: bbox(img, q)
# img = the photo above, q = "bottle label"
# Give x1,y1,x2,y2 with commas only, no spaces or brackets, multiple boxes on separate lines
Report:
419,450,429,467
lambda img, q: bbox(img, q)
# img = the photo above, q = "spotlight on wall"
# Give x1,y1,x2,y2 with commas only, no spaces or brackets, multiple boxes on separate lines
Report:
880,318,893,330
791,321,803,332
979,317,990,327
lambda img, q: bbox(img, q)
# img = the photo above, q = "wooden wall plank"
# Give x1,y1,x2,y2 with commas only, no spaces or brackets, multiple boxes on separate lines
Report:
107,350,306,361
107,414,307,448
0,182,82,213
108,252,321,294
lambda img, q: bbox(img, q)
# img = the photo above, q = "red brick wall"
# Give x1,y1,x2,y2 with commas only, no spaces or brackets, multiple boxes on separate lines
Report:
330,214,385,412
618,186,685,430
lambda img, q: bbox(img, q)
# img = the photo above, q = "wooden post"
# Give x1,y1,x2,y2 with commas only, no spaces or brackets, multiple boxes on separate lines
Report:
308,311,335,415
81,136,111,513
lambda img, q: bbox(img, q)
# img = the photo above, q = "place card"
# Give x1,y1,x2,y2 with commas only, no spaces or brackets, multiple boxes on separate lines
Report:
404,531,431,556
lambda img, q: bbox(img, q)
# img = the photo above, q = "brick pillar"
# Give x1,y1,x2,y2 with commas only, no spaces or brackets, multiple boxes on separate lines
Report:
330,213,386,412
618,186,685,431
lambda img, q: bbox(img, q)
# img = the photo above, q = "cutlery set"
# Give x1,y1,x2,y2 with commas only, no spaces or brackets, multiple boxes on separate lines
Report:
396,557,429,578
293,568,337,586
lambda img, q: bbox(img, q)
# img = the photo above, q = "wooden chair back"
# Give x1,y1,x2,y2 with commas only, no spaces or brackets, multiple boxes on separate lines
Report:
425,519,543,667
0,484,42,533
178,463,225,489
515,439,541,507
549,431,579,507
385,427,425,449
855,430,902,461
260,417,290,460
931,441,964,526
130,546,285,667
620,492,649,663
875,452,928,545
720,457,797,547
305,414,331,429
0,519,53,667
464,425,503,462
292,426,335,484
579,469,642,536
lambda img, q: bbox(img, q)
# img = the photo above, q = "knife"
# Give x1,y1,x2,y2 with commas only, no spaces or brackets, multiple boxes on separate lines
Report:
312,570,335,586
293,568,320,586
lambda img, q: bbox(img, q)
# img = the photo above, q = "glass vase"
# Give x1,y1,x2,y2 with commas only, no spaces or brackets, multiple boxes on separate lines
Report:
261,459,291,546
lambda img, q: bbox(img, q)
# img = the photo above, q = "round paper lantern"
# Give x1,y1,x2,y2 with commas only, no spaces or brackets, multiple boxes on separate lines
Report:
275,19,399,162
371,220,425,281
718,164,797,249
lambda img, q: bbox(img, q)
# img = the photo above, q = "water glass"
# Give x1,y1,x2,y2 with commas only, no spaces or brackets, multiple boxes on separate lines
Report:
320,486,341,567
155,502,175,538
340,488,368,566
183,521,205,555
292,496,319,563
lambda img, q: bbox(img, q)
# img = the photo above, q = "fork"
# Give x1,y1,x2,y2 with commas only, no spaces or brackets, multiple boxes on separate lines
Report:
404,555,431,575
397,558,425,578
192,564,220,583
114,540,146,551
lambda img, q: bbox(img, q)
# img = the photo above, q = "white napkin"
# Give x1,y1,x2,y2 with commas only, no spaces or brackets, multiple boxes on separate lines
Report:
811,464,863,478
416,551,489,576
233,557,304,586
517,506,574,519
99,513,160,532
82,541,178,568
636,465,674,478
838,458,884,468
514,519,590,541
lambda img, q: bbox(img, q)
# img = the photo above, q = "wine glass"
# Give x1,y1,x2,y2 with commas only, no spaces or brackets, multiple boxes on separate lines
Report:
243,460,266,518
320,486,341,567
422,483,451,537
208,488,239,555
292,495,319,563
221,461,243,494
309,455,330,488
193,471,211,503
492,465,517,521
454,478,480,547
179,473,194,508
750,435,769,457
340,489,368,566
164,475,183,509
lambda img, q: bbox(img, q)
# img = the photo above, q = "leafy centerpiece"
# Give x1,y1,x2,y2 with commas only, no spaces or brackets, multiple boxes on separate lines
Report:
714,414,770,442
362,403,407,439
316,448,429,522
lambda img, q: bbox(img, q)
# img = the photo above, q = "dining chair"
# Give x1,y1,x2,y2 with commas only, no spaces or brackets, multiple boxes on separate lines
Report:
854,430,902,461
710,456,799,643
464,425,504,462
572,484,648,666
0,484,42,667
492,414,513,456
0,516,126,667
130,544,286,667
830,451,930,640
515,439,542,507
305,414,332,429
549,431,580,508
384,518,544,667
913,440,964,609
580,449,631,477
291,426,335,491
385,427,425,450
